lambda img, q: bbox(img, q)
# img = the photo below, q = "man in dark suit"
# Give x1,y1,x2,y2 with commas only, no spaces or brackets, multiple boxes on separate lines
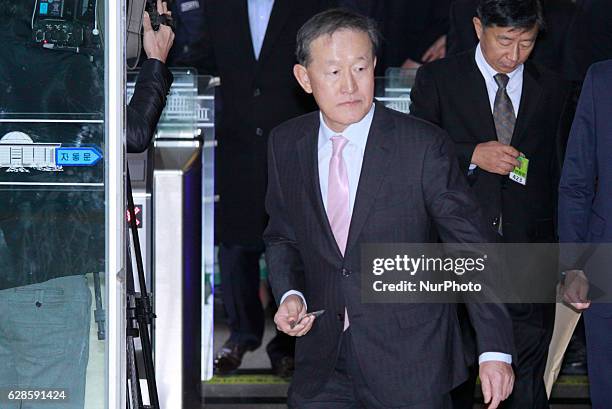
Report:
446,0,575,74
166,0,206,65
265,8,515,409
559,60,612,409
410,0,573,407
184,0,332,375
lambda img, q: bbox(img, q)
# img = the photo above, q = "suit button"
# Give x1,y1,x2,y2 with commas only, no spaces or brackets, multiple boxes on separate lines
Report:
337,313,344,321
255,128,264,136
253,88,261,97
341,268,351,277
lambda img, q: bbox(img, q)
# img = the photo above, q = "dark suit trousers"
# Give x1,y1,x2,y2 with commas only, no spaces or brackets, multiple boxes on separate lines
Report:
288,330,452,409
583,306,612,409
451,304,554,409
218,243,293,361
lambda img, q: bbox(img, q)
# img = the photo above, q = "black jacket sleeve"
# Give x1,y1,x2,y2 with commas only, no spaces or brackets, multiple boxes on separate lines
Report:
410,63,478,174
127,58,174,153
263,128,306,305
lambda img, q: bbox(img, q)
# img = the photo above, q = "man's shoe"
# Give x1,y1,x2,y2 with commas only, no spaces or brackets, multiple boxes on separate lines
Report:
271,355,295,379
561,349,588,375
213,342,249,375
561,359,588,375
561,338,588,375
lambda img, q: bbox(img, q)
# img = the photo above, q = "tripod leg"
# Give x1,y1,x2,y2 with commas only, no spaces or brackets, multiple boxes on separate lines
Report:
93,272,106,340
127,166,161,408
136,305,160,408
127,334,143,409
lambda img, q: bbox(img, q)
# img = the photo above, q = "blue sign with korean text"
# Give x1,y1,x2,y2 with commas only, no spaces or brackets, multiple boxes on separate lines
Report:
56,147,103,166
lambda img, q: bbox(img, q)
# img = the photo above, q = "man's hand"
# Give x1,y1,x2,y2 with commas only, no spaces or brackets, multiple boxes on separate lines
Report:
480,361,514,409
401,58,422,70
143,0,175,63
274,295,316,337
471,141,521,175
421,35,447,63
562,269,591,311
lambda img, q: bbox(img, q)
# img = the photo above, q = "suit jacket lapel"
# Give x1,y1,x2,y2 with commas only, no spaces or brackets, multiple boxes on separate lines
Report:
511,62,543,147
345,104,395,255
296,114,343,258
257,0,291,63
231,0,257,69
465,50,498,143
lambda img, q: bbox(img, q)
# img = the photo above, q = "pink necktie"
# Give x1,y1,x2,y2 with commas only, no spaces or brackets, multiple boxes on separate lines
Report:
327,135,351,330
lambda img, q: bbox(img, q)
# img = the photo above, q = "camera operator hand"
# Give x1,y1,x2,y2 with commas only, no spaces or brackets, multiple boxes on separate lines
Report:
127,0,175,153
143,0,175,63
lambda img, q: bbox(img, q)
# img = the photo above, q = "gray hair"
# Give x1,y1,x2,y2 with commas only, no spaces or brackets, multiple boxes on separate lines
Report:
296,8,381,66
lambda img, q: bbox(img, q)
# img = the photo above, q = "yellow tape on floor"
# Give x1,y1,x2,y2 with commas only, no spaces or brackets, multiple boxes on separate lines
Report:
207,375,289,385
206,374,587,386
555,375,589,385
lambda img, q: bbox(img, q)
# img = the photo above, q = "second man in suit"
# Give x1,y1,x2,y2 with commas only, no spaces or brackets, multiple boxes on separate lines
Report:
410,0,573,407
559,60,612,409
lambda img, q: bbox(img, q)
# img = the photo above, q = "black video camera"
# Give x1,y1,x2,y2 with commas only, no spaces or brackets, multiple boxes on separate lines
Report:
31,0,100,51
145,0,175,31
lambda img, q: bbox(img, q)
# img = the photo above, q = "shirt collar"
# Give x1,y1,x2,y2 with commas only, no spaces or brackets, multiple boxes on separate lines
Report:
318,103,375,152
248,0,274,5
475,43,523,87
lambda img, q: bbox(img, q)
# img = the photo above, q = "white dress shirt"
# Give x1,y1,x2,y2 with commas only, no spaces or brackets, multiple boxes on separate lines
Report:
279,104,375,308
469,43,524,172
317,104,375,215
247,0,275,60
280,103,511,365
475,43,523,116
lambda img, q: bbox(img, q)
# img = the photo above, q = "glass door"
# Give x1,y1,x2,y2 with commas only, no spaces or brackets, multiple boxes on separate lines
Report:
0,0,125,407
